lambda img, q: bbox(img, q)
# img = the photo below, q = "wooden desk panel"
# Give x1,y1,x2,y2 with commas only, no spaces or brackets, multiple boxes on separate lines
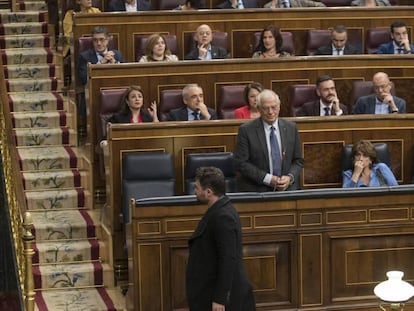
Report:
105,116,414,264
128,188,414,310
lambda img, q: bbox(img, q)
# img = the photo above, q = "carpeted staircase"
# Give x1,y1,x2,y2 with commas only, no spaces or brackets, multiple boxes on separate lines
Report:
1,3,125,310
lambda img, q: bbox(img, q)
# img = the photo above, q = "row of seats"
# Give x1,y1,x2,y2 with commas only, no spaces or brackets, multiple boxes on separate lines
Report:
98,79,388,141
71,0,400,12
121,143,392,221
76,27,396,63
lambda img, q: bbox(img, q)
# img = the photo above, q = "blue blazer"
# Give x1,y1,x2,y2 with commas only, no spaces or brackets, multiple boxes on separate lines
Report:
352,94,406,114
107,0,152,11
377,41,414,54
78,48,124,85
167,106,217,121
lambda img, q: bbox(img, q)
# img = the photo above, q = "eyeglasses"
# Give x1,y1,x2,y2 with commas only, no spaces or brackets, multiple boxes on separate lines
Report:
92,37,108,43
373,83,390,91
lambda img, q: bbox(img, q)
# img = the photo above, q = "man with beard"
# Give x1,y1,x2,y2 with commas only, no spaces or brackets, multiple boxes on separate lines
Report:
353,72,406,114
296,75,348,116
186,166,255,311
377,21,414,55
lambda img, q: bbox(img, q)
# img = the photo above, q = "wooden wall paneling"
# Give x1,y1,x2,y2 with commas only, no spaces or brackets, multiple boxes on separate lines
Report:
130,188,414,310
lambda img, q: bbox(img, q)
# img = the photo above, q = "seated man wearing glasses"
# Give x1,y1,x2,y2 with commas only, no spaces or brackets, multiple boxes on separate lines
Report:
78,26,124,86
352,72,406,114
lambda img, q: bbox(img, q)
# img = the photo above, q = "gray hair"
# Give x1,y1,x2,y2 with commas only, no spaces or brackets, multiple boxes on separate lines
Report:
182,83,202,99
257,89,281,109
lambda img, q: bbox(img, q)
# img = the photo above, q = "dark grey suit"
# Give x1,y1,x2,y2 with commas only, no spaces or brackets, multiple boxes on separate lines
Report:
234,118,303,192
78,48,124,85
184,45,228,60
315,43,360,55
296,100,348,116
167,106,218,121
352,94,406,114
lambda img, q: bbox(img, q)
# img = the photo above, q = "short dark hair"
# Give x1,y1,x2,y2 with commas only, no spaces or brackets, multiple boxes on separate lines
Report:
243,82,263,105
332,24,347,34
390,21,407,33
92,26,109,37
316,75,333,88
351,140,378,166
119,85,144,114
195,166,226,197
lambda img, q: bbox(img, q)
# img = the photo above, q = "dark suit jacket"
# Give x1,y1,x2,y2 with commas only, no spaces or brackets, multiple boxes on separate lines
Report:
107,0,152,11
296,100,349,116
234,118,304,192
216,0,258,8
167,106,218,121
315,43,360,55
352,94,406,114
78,48,124,85
184,45,228,60
186,196,255,311
108,110,153,123
377,41,414,54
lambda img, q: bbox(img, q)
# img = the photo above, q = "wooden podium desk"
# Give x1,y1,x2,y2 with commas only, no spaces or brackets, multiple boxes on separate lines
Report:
127,186,414,310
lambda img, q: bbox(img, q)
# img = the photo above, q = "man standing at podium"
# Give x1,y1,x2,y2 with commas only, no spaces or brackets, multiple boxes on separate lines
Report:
186,167,255,311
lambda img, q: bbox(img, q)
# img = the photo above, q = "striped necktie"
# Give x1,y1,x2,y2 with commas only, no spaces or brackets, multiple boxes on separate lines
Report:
270,126,282,176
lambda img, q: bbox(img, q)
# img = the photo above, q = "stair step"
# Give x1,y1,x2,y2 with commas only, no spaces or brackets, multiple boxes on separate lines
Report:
25,188,91,210
4,63,57,79
0,21,47,35
0,33,50,49
22,169,87,191
6,77,62,92
33,262,113,289
1,47,54,65
15,2,48,12
12,111,72,128
17,146,88,171
8,92,68,113
0,11,47,23
35,287,125,311
33,239,102,264
31,209,99,241
14,127,77,146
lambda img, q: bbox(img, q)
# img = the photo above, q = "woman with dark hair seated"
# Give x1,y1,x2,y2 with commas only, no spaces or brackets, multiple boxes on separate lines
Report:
109,85,159,123
252,25,291,59
342,140,398,188
234,82,263,119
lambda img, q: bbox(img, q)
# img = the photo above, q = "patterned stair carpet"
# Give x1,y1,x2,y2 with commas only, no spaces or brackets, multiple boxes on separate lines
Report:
1,6,126,311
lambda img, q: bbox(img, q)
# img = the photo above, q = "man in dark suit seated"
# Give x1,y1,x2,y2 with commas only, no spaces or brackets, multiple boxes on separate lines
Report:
167,84,218,121
78,26,124,86
216,0,258,9
107,0,152,11
184,24,228,60
234,89,303,192
353,71,406,114
296,75,348,116
377,21,414,54
315,25,360,56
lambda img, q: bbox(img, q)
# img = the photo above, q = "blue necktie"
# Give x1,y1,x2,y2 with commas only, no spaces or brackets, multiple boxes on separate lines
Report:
324,107,330,116
270,126,282,176
192,111,200,120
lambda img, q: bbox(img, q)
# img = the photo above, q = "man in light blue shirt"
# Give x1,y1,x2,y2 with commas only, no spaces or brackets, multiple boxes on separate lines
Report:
352,72,406,114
